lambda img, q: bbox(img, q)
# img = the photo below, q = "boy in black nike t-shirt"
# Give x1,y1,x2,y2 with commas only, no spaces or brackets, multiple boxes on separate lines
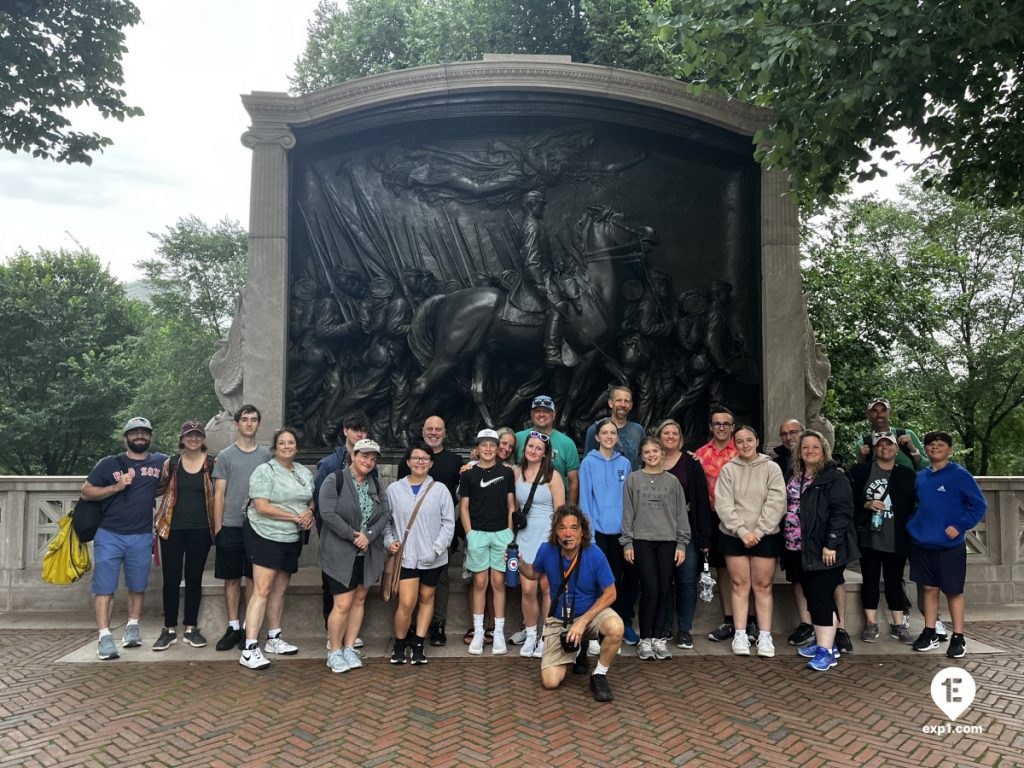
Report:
458,429,516,656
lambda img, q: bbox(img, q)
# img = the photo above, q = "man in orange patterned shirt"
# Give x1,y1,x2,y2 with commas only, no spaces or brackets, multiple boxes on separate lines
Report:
694,406,749,643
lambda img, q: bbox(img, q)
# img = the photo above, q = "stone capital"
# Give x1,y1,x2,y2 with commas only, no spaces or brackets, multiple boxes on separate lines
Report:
241,126,296,150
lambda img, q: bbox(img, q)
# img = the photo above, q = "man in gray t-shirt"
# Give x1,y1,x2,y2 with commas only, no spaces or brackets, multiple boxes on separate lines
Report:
211,405,272,651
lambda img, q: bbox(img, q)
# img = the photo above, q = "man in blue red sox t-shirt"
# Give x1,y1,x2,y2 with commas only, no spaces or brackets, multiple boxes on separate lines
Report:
520,504,623,702
81,417,168,660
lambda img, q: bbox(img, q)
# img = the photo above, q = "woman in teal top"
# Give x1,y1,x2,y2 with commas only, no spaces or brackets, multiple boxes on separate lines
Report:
239,427,314,671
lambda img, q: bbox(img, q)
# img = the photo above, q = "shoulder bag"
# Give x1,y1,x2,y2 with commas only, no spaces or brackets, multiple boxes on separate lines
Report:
382,480,436,602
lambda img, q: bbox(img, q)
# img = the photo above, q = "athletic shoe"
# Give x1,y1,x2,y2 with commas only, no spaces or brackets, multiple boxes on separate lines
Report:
590,674,614,702
860,622,880,643
653,637,672,660
342,646,362,669
890,624,914,644
152,628,177,651
216,627,243,651
676,630,693,649
708,622,734,642
97,635,119,660
491,633,507,655
912,629,940,652
520,636,538,657
429,620,447,646
240,645,270,670
327,649,349,674
390,639,407,664
587,639,601,656
901,613,911,632
637,638,655,660
946,634,966,659
807,647,837,671
756,634,775,658
510,628,528,645
468,632,484,655
533,639,545,658
835,628,854,654
731,633,750,656
353,636,365,649
935,620,949,642
183,628,207,648
746,620,759,642
121,623,142,648
787,623,814,646
264,636,298,655
623,624,639,646
410,643,428,665
798,643,839,658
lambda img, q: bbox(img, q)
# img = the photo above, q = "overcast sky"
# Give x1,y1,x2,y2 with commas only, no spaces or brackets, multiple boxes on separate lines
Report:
0,0,322,280
1,1,915,282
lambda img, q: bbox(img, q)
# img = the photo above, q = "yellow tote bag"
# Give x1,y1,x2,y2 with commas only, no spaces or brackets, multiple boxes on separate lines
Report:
42,513,91,585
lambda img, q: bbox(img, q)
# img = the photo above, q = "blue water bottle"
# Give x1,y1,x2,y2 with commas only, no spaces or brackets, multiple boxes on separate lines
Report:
505,542,520,588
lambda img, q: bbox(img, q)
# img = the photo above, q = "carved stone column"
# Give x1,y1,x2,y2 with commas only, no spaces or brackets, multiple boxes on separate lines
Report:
240,124,295,430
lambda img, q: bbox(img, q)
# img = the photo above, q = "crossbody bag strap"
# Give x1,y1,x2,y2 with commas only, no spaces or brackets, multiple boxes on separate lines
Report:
548,551,580,619
397,480,436,546
521,471,543,517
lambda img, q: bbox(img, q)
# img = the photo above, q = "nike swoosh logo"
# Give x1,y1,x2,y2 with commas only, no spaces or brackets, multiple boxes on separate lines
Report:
480,477,504,488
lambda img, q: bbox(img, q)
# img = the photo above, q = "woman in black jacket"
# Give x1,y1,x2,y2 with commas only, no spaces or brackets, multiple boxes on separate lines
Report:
784,430,857,671
847,431,916,643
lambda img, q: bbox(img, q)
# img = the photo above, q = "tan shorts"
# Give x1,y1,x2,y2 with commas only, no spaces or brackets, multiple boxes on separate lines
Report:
540,608,619,669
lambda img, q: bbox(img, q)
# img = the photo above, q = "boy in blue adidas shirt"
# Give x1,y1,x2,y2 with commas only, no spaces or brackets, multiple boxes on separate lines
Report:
907,431,987,659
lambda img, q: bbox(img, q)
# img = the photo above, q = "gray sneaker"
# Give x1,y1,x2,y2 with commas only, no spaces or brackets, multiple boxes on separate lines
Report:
860,622,880,643
97,634,119,660
152,628,177,651
342,646,362,669
652,637,672,660
890,623,914,644
121,623,142,648
637,638,655,660
509,628,528,645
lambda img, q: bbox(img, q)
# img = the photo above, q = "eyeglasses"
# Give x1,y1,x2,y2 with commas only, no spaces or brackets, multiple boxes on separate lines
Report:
408,456,431,463
780,430,802,438
529,431,550,442
711,422,734,429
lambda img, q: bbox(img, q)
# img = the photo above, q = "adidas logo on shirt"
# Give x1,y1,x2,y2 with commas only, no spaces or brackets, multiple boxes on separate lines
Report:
937,485,946,492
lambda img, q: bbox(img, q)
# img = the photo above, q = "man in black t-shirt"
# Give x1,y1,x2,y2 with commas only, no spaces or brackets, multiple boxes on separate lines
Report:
398,415,464,645
458,429,516,656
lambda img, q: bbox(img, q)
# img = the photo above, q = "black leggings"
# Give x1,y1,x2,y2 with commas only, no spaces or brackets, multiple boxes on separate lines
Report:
633,539,675,639
801,565,845,627
596,532,638,624
161,528,212,628
859,548,907,612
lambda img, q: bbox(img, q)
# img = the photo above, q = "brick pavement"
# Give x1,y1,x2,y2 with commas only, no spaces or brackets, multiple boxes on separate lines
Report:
1,622,1022,768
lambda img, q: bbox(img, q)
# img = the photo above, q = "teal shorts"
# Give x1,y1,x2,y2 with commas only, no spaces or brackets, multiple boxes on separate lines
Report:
465,528,514,573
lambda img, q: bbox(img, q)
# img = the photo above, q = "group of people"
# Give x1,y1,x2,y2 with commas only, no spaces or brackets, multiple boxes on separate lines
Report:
80,388,987,702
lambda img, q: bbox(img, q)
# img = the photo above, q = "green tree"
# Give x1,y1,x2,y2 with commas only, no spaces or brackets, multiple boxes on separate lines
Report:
0,0,144,164
657,0,1024,208
0,248,143,474
803,185,1024,474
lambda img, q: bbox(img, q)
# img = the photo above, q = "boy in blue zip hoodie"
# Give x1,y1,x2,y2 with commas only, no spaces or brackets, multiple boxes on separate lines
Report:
907,431,987,659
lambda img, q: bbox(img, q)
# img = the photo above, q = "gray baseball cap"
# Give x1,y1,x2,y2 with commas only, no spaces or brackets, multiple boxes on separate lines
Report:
123,416,153,434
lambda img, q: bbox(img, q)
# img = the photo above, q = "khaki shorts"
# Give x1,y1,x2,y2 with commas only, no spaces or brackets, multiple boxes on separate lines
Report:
540,608,619,669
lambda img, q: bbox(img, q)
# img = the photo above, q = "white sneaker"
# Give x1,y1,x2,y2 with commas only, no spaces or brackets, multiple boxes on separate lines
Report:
353,636,365,649
492,632,507,655
240,646,270,670
732,633,751,656
468,632,484,655
342,646,362,669
327,649,349,674
757,634,775,658
935,620,948,641
264,636,298,655
533,639,545,658
588,639,601,656
520,636,538,657
510,628,528,645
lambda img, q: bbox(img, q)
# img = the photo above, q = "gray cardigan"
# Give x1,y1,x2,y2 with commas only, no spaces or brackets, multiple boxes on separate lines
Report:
317,468,391,588
383,477,456,570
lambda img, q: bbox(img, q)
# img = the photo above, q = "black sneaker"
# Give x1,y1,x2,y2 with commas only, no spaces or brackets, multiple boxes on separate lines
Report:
746,620,759,642
590,674,614,702
675,630,693,649
835,628,854,654
216,627,243,651
429,621,447,647
183,628,207,647
410,643,428,665
572,648,589,675
787,623,814,646
946,634,966,659
912,628,939,652
152,628,176,651
707,622,734,642
390,638,407,664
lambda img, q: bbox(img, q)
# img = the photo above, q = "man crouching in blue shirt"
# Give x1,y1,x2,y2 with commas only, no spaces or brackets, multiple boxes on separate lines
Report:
907,431,987,659
520,504,623,702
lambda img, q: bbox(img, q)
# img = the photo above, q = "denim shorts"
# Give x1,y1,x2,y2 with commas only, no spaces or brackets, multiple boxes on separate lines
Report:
464,528,514,573
91,528,153,595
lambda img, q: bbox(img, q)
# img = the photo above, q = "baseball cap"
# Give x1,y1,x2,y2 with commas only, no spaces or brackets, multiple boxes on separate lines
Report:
868,397,891,409
179,420,206,438
352,438,381,454
872,431,898,445
475,428,500,444
531,395,555,411
123,417,152,434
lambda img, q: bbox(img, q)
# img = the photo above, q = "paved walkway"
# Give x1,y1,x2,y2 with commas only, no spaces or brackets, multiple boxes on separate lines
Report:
1,621,1022,767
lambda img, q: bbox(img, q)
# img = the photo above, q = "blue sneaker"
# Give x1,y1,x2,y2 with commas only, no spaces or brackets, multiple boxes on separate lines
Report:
797,643,841,658
807,647,837,671
623,625,639,646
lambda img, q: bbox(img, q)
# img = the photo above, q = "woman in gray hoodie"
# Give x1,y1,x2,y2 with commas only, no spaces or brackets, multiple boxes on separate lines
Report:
714,425,786,658
621,437,690,662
